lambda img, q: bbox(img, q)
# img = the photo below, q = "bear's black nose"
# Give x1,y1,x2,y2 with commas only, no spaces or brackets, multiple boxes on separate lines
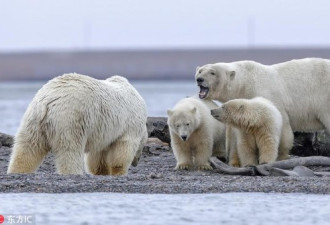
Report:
181,135,187,141
196,78,204,83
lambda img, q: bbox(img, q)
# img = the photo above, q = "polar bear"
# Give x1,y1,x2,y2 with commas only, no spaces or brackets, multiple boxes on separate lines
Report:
211,97,283,166
7,73,148,175
196,58,330,159
224,125,240,167
167,97,226,170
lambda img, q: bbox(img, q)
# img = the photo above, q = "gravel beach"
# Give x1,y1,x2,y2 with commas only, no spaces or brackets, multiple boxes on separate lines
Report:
1,138,329,194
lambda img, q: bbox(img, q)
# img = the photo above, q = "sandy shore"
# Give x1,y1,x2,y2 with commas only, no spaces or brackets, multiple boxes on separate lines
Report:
1,140,329,194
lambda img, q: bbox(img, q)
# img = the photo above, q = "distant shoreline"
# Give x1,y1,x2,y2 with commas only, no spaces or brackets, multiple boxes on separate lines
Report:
1,48,330,81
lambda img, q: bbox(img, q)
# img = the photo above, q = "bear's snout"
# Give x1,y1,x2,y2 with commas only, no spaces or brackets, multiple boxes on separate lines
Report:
210,109,221,120
196,77,204,84
210,109,218,117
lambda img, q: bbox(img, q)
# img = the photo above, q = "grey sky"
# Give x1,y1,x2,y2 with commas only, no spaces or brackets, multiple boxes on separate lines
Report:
1,0,330,51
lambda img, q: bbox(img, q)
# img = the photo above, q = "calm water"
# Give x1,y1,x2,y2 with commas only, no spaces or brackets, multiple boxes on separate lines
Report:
0,193,329,225
0,80,198,135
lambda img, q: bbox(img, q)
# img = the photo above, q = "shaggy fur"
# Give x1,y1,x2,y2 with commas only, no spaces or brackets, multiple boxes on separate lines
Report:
167,97,226,170
7,73,147,175
196,58,330,159
211,97,283,167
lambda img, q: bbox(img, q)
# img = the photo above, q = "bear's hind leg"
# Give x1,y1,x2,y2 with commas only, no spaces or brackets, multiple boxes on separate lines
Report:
52,135,85,175
7,131,48,174
85,151,109,175
105,137,139,176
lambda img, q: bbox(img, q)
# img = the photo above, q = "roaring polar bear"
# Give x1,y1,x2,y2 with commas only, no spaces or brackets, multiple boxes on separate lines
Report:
195,58,330,159
7,73,148,175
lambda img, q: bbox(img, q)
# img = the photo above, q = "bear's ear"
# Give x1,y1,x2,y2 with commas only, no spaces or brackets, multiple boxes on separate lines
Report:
196,66,200,72
227,71,236,80
167,109,173,116
191,107,197,114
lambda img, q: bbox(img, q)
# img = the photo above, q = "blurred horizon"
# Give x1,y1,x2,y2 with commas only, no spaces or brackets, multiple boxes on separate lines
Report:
2,48,330,81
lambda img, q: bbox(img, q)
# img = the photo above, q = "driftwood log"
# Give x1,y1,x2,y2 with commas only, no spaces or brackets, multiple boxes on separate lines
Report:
210,156,330,177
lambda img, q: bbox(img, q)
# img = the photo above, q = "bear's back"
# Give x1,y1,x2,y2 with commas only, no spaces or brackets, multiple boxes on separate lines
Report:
32,73,146,137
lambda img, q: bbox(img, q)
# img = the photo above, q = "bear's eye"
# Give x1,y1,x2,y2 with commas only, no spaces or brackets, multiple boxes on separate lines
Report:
210,71,215,75
186,123,190,126
176,125,180,128
199,70,202,74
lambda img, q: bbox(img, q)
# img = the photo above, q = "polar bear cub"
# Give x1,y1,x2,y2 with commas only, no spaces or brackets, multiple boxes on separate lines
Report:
211,97,283,167
167,97,226,170
7,73,148,175
196,58,330,160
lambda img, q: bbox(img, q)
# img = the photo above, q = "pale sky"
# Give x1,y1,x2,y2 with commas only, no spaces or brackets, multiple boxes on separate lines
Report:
1,0,330,52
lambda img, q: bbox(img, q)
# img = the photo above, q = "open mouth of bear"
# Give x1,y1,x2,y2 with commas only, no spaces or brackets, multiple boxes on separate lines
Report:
199,86,209,99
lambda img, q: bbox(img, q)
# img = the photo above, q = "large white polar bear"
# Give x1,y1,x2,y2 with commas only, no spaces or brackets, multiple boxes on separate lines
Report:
167,97,226,170
195,58,330,159
7,73,148,175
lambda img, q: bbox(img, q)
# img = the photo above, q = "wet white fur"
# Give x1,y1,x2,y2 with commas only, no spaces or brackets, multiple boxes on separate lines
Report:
7,73,147,175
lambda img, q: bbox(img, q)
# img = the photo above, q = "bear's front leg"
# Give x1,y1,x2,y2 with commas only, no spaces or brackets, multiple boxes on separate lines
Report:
237,132,258,167
194,141,213,171
172,137,193,170
228,147,240,167
256,134,279,164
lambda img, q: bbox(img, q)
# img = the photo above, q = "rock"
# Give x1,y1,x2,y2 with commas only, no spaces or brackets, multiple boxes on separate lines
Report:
143,138,170,156
0,132,14,148
316,130,330,144
147,117,170,144
148,172,163,179
291,132,330,157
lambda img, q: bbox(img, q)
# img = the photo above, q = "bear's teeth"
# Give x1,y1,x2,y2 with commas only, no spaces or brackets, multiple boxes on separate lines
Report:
199,86,209,99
